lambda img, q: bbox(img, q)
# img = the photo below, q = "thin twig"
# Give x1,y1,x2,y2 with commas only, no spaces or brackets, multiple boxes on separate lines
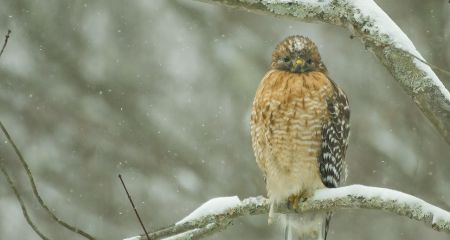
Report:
0,29,51,239
0,29,11,58
0,29,95,239
164,223,225,240
146,221,204,239
0,121,96,240
409,53,450,77
0,29,50,239
119,174,151,240
0,161,51,240
187,223,225,240
129,222,227,240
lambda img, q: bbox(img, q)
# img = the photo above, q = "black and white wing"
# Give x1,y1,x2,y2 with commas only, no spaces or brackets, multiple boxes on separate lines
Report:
319,82,350,188
318,80,350,240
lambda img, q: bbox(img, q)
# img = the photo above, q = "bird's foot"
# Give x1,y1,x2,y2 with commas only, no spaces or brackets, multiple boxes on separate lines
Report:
287,193,309,209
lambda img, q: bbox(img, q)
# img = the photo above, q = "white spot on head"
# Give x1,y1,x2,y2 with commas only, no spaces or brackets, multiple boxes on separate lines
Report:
293,39,306,51
284,36,310,53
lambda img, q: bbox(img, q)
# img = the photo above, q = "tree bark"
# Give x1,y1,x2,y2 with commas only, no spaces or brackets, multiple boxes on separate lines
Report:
125,185,450,240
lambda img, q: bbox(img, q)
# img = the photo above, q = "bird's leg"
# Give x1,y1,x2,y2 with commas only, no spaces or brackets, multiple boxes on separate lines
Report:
268,201,275,225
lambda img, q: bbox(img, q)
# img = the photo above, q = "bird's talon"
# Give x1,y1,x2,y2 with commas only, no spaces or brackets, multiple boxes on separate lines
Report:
287,194,301,209
300,196,308,202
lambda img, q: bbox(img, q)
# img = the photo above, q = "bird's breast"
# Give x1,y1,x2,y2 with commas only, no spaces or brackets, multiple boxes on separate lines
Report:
250,69,333,201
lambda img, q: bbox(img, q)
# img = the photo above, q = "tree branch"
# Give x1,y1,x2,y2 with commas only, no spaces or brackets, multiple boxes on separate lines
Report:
0,29,11,58
124,185,450,240
0,120,96,240
0,162,51,240
195,0,450,145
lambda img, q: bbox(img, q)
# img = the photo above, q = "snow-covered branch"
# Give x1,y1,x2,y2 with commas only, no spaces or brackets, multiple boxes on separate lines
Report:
196,0,450,145
124,185,450,240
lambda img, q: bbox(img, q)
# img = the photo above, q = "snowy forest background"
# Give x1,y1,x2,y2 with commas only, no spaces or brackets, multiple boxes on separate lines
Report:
0,0,449,239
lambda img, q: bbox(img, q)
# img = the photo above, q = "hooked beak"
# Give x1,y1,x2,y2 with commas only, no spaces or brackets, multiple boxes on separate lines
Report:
291,58,305,72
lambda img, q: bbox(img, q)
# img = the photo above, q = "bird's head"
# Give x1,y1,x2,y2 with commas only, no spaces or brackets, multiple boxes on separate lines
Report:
271,35,326,73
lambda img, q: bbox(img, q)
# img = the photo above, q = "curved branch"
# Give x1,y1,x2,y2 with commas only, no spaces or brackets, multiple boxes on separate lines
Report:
0,30,96,240
0,120,96,240
0,162,51,240
124,185,450,240
196,0,450,145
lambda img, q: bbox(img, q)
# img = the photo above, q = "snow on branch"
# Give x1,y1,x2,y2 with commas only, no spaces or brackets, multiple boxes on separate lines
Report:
197,0,450,145
124,185,450,240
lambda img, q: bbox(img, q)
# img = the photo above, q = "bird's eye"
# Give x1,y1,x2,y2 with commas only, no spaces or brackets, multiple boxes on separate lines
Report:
306,59,313,64
282,57,290,62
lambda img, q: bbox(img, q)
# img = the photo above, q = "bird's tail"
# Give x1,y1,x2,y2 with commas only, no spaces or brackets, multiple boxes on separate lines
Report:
284,212,331,240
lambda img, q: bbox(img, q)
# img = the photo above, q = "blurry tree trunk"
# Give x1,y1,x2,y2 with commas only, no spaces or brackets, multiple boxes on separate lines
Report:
196,0,450,145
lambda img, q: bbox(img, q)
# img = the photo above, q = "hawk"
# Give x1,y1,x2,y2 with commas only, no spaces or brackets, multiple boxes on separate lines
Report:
250,35,350,240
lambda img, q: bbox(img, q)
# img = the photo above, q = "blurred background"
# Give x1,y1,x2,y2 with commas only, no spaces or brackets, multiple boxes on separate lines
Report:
0,0,449,239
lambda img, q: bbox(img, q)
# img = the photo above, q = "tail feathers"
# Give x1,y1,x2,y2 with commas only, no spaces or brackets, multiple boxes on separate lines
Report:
284,212,330,240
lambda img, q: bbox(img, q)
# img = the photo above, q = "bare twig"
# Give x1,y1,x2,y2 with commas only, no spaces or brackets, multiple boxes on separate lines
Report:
0,161,51,240
0,28,52,239
410,54,450,77
0,120,96,240
0,29,11,58
0,29,95,239
125,185,450,240
119,174,151,240
138,220,216,240
162,223,225,240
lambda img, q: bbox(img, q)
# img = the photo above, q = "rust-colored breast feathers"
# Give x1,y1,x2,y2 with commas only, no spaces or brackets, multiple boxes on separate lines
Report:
250,69,334,201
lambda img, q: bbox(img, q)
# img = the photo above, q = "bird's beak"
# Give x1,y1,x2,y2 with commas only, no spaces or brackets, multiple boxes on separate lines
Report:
292,58,304,72
295,58,304,66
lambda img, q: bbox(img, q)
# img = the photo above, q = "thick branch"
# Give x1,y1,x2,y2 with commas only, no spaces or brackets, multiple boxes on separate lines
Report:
125,185,450,239
196,0,450,145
